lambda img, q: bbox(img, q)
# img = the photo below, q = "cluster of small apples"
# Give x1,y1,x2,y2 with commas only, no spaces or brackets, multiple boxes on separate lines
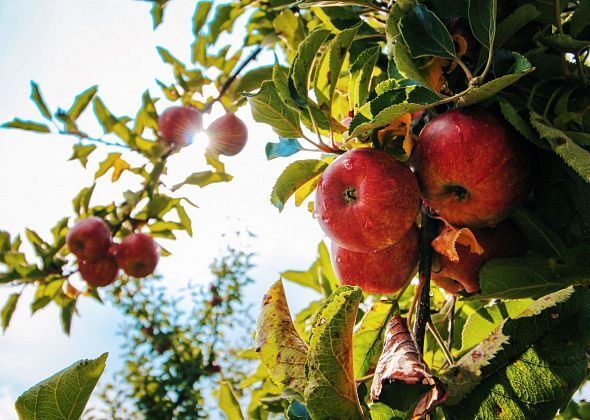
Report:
316,108,534,295
66,217,159,288
158,106,248,155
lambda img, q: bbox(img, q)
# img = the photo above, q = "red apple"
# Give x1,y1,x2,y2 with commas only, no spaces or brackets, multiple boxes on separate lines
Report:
206,113,248,156
331,225,419,294
114,233,159,277
66,217,112,262
413,108,534,228
78,255,119,287
315,148,420,252
158,106,203,147
432,220,526,294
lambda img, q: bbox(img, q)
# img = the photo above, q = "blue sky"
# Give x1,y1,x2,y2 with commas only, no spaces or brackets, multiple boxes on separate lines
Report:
0,1,320,417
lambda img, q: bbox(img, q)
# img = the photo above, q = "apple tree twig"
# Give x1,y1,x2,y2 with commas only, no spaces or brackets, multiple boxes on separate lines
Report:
413,207,438,353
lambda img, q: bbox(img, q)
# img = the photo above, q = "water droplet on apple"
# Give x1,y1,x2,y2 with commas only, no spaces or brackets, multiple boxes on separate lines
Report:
322,216,331,224
343,159,352,170
336,257,342,264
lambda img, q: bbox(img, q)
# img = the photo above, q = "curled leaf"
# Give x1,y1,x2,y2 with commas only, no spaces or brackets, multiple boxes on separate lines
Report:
432,224,484,263
370,315,446,418
377,113,414,157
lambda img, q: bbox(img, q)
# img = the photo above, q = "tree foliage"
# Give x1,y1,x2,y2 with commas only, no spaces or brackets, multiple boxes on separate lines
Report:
3,0,590,419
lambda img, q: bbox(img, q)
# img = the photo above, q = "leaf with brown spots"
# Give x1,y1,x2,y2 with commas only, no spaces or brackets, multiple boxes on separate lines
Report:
254,279,308,394
432,224,484,263
304,286,364,420
442,287,590,419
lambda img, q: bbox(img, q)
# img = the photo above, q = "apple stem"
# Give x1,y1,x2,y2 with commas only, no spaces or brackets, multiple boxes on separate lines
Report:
447,295,456,353
413,207,438,354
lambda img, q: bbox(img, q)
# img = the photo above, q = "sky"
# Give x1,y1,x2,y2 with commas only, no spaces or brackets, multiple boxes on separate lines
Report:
0,1,321,418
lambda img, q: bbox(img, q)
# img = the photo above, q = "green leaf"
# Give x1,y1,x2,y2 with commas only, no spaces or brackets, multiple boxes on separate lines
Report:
68,144,97,168
314,23,361,107
15,353,108,420
400,4,457,59
538,33,590,53
207,3,242,44
353,301,395,378
494,4,540,50
60,299,76,335
294,300,323,340
246,81,303,138
191,36,207,66
530,111,590,183
1,293,20,331
67,85,98,121
2,118,50,133
459,299,532,355
146,195,173,219
171,171,233,192
273,9,305,53
273,62,299,109
218,381,244,420
443,287,590,418
289,28,332,105
457,54,534,107
265,138,303,160
510,207,567,257
370,402,407,420
349,46,380,111
468,0,496,50
478,247,590,300
282,240,339,296
94,152,123,180
175,203,193,237
72,184,95,216
192,1,212,37
92,97,124,135
156,46,186,73
391,41,429,87
349,86,440,138
304,286,364,420
150,0,169,29
30,81,52,120
570,0,590,37
497,98,540,144
229,66,274,100
270,159,328,211
133,91,158,135
32,278,64,313
255,280,308,394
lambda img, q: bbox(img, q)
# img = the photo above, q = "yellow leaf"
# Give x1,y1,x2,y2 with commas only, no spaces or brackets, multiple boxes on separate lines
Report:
294,173,322,206
111,156,130,182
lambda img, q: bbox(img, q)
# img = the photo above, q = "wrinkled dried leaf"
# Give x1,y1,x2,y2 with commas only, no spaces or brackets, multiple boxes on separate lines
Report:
432,224,484,262
371,316,446,418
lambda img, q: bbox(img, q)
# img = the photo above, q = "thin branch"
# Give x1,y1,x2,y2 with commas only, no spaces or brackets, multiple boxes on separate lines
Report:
59,131,129,149
427,319,454,366
447,295,456,354
413,207,438,354
355,373,375,383
202,46,263,114
456,58,474,82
